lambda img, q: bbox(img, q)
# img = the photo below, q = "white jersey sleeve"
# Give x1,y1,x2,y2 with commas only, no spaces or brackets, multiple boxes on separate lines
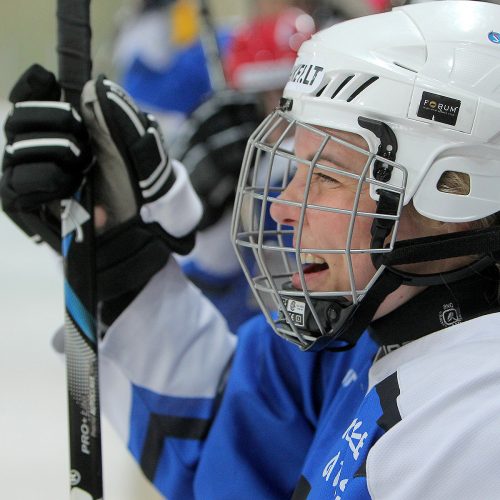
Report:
99,257,237,445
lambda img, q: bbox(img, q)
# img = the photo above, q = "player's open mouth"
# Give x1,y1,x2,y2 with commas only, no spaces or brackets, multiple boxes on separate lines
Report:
291,253,329,289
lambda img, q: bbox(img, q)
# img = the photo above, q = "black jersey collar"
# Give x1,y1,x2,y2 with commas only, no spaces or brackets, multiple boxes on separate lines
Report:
368,264,500,357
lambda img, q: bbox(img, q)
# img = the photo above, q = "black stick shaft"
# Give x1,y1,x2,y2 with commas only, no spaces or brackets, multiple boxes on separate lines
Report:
198,0,227,92
57,1,92,110
57,1,103,499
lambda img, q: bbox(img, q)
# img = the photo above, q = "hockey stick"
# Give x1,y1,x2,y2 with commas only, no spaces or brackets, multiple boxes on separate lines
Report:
197,0,227,92
57,1,103,498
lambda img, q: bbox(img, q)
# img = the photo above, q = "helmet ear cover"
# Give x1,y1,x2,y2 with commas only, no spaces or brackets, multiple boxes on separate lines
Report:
357,116,402,270
358,116,398,182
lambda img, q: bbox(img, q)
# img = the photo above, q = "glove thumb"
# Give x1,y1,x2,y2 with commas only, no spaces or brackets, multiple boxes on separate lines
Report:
9,64,61,103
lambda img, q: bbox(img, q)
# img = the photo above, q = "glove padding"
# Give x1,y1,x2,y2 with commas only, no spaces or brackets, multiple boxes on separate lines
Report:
1,65,202,323
171,90,262,230
80,75,202,303
82,76,176,229
1,64,93,249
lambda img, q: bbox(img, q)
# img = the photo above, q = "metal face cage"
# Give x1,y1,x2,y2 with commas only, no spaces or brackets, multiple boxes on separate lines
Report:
232,109,407,349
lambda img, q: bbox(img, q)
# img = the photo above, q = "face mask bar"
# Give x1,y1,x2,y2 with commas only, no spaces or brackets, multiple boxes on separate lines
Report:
232,109,406,349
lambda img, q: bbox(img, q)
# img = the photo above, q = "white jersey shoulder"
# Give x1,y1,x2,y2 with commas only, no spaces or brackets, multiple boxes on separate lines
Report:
99,258,236,442
367,313,500,500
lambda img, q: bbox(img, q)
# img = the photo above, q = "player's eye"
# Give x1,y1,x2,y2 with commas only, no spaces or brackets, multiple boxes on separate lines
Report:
314,172,340,184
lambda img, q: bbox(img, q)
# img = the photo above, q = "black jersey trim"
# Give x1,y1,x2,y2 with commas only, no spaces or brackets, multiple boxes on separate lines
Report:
354,372,401,479
140,413,212,481
186,272,235,295
354,460,367,478
291,475,312,499
375,372,402,431
351,374,402,482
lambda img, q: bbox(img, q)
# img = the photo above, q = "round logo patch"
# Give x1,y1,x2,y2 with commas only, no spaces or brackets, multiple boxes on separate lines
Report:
488,31,500,44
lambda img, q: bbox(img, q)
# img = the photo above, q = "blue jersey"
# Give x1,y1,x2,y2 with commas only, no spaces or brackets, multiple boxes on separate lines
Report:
124,314,379,498
100,259,500,500
122,32,232,116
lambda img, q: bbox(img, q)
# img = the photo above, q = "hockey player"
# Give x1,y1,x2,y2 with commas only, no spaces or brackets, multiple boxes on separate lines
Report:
112,0,234,140
2,2,500,499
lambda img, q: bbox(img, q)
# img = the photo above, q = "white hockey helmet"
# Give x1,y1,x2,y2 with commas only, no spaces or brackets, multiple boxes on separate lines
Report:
284,0,500,223
232,1,500,350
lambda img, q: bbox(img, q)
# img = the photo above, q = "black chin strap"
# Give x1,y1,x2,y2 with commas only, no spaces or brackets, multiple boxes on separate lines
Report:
369,263,500,355
383,226,500,269
305,267,404,351
279,267,404,352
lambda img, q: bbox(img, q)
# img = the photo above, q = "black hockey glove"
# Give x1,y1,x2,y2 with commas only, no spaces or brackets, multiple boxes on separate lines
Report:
1,64,202,322
171,90,262,230
0,64,93,250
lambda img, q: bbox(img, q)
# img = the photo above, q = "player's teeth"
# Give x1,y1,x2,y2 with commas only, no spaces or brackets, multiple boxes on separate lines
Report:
300,253,326,264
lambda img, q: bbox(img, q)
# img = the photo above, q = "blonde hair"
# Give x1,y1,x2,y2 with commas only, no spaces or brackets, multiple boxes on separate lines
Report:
403,170,498,234
437,171,499,229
